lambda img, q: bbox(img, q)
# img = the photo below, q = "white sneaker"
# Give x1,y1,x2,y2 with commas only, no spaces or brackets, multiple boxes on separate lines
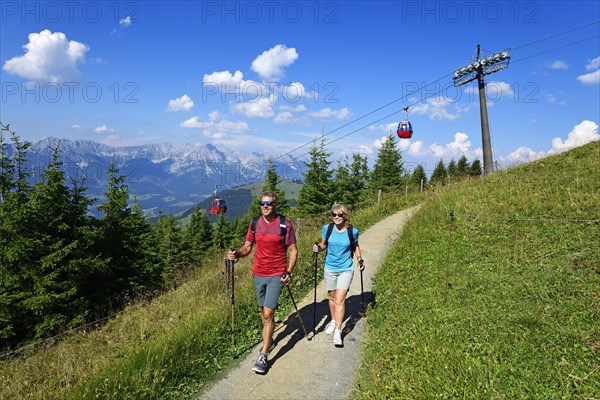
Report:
333,329,343,347
325,320,336,334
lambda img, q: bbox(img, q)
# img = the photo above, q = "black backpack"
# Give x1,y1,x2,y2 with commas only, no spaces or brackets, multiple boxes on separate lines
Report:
324,223,357,256
251,214,287,244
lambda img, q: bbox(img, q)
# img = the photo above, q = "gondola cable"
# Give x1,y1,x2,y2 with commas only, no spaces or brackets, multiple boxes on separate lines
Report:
271,73,453,162
284,27,600,162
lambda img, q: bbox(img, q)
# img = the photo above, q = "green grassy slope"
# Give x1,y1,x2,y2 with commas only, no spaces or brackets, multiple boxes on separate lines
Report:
356,141,599,399
2,142,597,399
0,187,420,399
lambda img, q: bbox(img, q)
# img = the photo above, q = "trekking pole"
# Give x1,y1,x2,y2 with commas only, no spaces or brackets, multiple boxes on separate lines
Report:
283,274,308,338
230,251,237,359
311,244,319,339
359,259,365,314
224,258,229,294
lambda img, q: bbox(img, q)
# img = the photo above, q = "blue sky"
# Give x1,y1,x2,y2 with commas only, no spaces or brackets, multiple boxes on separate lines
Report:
1,1,599,175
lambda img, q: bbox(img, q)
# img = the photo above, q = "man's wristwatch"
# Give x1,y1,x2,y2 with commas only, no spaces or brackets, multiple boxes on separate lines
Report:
286,271,293,278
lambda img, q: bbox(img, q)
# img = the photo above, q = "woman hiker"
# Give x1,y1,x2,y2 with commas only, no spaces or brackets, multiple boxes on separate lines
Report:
313,203,364,347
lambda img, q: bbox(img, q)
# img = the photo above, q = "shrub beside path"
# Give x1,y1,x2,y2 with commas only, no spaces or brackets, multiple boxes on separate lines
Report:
199,206,420,400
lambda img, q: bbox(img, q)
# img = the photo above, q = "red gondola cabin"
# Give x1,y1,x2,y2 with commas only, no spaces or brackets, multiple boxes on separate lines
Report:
209,198,227,215
397,120,413,139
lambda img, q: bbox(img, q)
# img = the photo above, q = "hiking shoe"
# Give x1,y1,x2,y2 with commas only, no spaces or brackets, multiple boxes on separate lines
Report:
325,320,336,335
333,329,343,347
252,352,268,374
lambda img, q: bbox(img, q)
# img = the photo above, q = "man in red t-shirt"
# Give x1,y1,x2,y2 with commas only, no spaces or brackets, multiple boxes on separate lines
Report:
228,191,297,374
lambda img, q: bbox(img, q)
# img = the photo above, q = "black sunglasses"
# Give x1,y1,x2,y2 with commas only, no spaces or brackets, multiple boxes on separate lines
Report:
260,200,275,206
331,213,345,218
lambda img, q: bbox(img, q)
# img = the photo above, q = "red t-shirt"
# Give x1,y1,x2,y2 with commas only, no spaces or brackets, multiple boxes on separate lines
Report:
246,216,296,277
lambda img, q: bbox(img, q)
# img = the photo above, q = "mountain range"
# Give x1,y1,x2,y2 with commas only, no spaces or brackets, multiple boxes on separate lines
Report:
6,137,306,218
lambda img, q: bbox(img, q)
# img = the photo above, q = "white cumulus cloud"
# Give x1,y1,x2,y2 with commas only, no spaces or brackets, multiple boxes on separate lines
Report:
411,98,460,120
282,82,308,101
231,96,276,118
279,104,307,113
429,132,472,158
203,70,247,91
503,147,547,165
94,125,115,134
548,120,599,154
485,81,514,103
119,16,132,26
309,107,351,120
3,29,89,83
274,111,310,126
499,120,599,167
577,57,600,84
577,69,600,84
167,94,194,112
548,60,569,69
585,56,600,71
251,44,298,81
407,140,425,156
203,70,272,101
180,116,249,139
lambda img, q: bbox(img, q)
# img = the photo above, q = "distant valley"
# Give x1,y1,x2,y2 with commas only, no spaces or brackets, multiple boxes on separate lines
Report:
7,137,306,218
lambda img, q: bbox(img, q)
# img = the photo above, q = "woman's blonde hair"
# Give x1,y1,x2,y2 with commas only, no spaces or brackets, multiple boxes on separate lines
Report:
331,203,350,228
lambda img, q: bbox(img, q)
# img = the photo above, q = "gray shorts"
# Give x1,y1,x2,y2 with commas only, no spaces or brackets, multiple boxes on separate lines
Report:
253,275,284,310
324,268,354,291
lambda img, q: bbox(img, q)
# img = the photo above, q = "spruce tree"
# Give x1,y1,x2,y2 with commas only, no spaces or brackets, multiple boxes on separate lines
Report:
0,126,34,343
457,155,469,177
349,153,370,204
0,124,15,202
263,159,289,214
127,201,161,291
0,136,103,343
469,159,483,177
447,159,458,178
430,160,448,187
369,134,406,192
231,215,251,247
95,160,157,307
26,145,100,338
181,206,213,261
409,164,428,189
332,154,369,208
0,128,13,338
247,193,261,218
212,213,233,250
297,137,333,215
155,212,183,283
12,134,32,198
332,157,351,205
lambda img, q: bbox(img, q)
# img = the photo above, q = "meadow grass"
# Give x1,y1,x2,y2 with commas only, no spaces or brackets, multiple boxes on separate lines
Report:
0,252,249,399
0,185,420,399
3,137,597,399
355,141,599,399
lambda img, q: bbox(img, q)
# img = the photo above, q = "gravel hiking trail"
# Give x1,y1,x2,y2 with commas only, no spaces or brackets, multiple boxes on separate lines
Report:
199,206,420,400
